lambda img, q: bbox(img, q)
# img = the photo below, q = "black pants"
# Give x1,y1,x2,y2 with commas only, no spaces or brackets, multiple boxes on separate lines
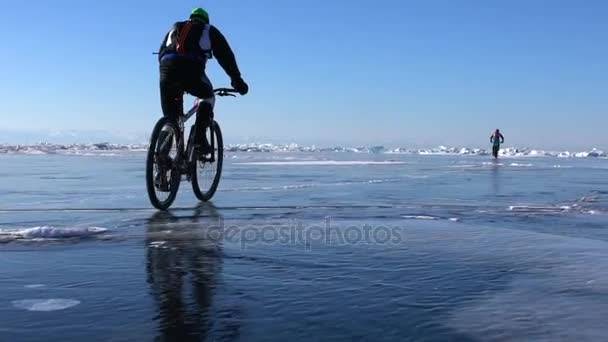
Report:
492,145,500,158
159,58,214,117
159,58,214,142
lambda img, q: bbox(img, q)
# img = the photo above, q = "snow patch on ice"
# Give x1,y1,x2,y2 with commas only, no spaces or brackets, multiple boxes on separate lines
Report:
0,226,108,241
149,241,168,248
402,215,439,220
234,160,406,166
12,299,81,311
508,206,569,214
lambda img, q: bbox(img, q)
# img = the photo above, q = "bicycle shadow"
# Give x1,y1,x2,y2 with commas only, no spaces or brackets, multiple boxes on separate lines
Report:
145,203,240,341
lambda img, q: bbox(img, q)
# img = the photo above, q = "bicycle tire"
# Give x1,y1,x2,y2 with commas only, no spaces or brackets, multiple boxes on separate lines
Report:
192,121,224,201
146,117,182,210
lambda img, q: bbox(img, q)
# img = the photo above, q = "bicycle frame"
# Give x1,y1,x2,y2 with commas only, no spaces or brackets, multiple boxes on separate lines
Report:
181,98,215,166
183,98,200,123
159,89,237,177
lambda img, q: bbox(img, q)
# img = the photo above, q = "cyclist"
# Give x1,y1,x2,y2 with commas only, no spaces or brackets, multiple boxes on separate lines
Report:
490,129,505,158
158,7,248,159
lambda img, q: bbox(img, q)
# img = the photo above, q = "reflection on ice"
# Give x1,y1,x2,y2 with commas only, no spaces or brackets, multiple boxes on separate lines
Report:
145,203,239,341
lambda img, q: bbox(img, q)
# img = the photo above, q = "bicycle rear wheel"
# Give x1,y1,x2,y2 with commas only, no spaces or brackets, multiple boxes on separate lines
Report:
192,121,223,201
146,117,182,210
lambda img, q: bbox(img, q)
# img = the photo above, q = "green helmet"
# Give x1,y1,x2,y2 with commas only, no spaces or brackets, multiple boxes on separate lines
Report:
190,8,209,24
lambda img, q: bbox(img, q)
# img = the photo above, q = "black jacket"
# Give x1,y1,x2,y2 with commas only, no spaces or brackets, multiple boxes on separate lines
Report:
159,20,241,79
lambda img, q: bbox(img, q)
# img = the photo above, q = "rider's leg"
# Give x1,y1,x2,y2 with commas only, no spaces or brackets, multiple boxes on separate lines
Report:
184,71,215,157
159,60,184,120
159,76,182,157
196,99,215,154
155,63,183,191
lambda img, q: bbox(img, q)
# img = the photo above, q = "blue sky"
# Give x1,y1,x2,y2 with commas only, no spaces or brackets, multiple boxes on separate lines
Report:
0,0,606,149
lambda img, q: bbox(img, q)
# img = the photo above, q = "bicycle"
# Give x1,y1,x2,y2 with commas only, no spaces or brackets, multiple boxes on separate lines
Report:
145,88,239,210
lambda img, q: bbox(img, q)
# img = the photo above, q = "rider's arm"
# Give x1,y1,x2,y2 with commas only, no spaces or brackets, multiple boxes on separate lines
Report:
159,23,180,62
500,133,505,143
209,25,242,80
158,31,169,62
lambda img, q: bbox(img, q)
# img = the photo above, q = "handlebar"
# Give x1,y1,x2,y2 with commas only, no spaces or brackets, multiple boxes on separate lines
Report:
214,88,239,97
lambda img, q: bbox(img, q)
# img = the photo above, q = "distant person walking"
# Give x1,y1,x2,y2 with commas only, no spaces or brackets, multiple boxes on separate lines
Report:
490,129,505,158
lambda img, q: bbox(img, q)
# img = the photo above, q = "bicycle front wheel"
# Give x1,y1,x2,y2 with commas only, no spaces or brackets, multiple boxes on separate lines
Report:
146,117,181,210
192,121,223,201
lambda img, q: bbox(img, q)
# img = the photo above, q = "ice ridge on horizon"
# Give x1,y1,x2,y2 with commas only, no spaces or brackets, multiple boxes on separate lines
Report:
0,142,606,158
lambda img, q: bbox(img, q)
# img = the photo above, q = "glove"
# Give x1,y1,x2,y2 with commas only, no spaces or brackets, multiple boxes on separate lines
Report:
231,77,249,95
